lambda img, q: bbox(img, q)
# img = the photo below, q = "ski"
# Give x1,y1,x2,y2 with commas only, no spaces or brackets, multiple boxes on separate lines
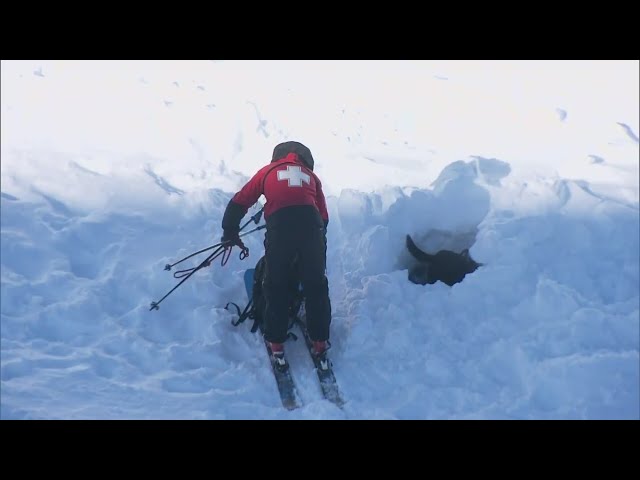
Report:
243,268,300,410
296,315,345,408
239,266,343,410
260,328,300,410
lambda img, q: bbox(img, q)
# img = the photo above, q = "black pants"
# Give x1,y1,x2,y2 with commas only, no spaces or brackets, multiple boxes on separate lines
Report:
262,206,331,343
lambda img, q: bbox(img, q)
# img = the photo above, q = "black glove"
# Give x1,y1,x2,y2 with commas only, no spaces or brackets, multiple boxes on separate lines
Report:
221,230,243,246
220,230,244,246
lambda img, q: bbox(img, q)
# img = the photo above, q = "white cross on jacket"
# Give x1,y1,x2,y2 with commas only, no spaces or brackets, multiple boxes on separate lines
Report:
277,165,311,187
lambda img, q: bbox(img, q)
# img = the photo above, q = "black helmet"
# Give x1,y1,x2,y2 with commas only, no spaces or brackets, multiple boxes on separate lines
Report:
272,141,314,171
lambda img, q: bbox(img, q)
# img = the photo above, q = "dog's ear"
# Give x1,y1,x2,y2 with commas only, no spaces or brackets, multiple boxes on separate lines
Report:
406,234,433,263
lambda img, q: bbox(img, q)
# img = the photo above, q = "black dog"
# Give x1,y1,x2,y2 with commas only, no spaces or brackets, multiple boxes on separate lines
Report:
406,235,480,286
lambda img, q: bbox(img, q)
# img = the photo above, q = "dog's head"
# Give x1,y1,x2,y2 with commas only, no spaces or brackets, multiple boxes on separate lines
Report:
460,249,481,271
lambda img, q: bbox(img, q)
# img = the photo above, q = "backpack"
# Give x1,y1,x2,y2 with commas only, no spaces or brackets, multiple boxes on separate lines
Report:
230,255,304,333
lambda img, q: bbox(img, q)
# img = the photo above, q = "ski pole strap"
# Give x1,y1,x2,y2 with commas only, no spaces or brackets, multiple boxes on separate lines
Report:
220,245,232,266
173,268,194,279
226,299,254,327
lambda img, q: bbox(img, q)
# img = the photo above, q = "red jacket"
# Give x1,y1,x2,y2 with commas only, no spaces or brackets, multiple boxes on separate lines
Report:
232,152,329,222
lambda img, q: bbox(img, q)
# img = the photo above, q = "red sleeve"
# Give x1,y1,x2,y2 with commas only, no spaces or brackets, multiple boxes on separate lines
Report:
315,176,329,223
232,166,267,208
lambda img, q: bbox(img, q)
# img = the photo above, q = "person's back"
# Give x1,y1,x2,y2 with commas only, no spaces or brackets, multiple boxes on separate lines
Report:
221,141,332,370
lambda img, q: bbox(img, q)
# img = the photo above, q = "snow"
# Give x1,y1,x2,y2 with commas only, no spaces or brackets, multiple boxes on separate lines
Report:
1,60,638,419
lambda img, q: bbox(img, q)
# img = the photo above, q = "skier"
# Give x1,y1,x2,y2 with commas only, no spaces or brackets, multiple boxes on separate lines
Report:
221,141,331,368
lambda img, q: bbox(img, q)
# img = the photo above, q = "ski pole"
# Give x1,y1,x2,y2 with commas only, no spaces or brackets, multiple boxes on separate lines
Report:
150,244,227,311
170,225,266,278
164,208,264,272
150,221,266,311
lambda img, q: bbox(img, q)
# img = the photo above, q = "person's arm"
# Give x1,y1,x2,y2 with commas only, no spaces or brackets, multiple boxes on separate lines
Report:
221,200,247,239
221,167,266,239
